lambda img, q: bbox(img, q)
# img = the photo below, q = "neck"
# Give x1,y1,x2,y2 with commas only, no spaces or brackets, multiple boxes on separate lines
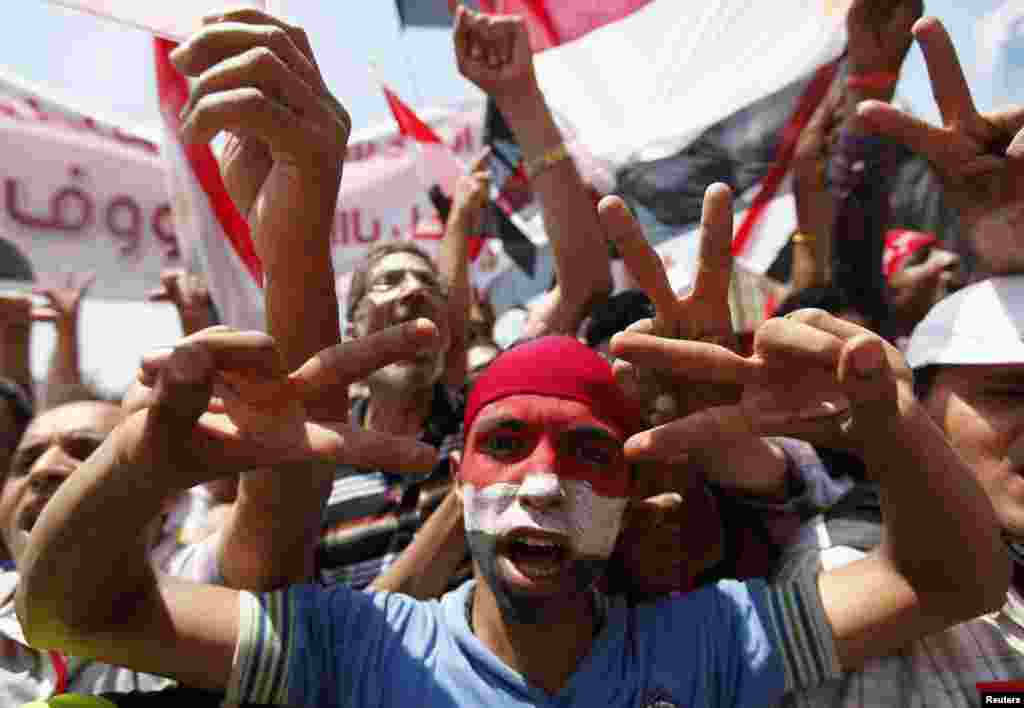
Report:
470,579,597,696
365,382,435,436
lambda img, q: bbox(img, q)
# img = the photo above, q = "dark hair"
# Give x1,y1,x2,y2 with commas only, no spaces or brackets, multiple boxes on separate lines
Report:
774,285,869,323
346,242,438,320
912,364,939,402
584,290,655,348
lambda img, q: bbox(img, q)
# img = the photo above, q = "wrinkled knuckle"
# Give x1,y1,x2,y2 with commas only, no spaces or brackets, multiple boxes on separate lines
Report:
790,308,832,327
246,45,280,73
758,316,789,339
262,25,291,52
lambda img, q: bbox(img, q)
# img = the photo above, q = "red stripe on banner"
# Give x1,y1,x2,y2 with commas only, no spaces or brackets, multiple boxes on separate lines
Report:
382,85,443,144
153,38,263,286
731,56,843,258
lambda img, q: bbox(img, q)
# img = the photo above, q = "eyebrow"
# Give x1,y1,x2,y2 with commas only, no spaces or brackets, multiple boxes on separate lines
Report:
470,419,621,444
15,430,107,452
565,425,623,445
472,418,527,437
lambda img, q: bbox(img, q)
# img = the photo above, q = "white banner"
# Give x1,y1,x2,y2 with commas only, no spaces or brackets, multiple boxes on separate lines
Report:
0,66,492,303
45,0,265,40
0,72,182,299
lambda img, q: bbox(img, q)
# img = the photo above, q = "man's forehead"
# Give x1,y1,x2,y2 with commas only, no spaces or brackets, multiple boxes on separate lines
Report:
369,251,435,278
20,402,122,445
470,394,624,439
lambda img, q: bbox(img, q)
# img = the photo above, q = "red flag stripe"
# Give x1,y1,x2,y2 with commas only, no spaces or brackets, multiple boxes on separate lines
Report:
731,56,843,258
153,37,263,286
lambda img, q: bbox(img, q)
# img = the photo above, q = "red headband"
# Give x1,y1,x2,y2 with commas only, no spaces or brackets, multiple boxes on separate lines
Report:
464,336,641,438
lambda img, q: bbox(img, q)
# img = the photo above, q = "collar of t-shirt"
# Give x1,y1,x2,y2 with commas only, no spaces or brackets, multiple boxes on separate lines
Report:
442,580,626,703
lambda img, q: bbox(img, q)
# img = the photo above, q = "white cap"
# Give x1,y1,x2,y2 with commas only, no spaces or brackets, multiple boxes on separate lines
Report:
905,276,1024,370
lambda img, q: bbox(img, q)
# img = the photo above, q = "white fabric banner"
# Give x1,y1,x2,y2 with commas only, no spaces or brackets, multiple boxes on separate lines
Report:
534,0,847,167
0,71,183,299
44,0,265,40
1,64,494,303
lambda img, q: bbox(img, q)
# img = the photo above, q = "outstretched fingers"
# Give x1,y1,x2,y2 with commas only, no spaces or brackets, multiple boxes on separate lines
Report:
610,332,760,385
197,415,438,476
691,183,735,305
290,319,440,406
856,100,952,165
913,17,976,126
599,196,677,327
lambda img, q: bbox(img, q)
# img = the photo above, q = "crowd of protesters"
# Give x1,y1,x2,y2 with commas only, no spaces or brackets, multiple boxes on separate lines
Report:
0,0,1022,706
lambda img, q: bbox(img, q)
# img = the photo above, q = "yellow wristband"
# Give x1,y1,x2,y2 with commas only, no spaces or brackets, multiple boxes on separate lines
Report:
791,231,816,245
524,143,571,180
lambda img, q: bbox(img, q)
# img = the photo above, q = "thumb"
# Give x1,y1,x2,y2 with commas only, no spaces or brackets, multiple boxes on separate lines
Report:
837,335,900,441
144,342,216,443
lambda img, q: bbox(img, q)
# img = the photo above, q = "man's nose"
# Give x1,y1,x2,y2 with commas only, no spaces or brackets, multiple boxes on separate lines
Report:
518,471,565,512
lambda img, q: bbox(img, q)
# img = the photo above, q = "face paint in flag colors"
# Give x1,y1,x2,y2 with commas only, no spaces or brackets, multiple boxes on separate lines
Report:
458,394,631,623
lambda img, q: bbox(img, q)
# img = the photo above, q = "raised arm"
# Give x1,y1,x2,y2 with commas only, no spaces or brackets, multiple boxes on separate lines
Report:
454,7,612,336
858,16,1024,277
34,272,96,410
169,8,349,589
611,310,1008,671
367,486,466,599
829,0,921,330
147,268,216,336
438,152,490,387
17,323,441,689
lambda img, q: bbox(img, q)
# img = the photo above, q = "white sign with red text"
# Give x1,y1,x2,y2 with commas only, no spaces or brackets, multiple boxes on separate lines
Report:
0,72,181,299
0,68,493,302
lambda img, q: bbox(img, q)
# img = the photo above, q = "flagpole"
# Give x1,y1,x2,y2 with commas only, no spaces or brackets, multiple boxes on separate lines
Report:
390,1,426,109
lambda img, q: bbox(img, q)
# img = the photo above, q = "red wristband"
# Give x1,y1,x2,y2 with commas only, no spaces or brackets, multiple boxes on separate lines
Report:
846,72,899,92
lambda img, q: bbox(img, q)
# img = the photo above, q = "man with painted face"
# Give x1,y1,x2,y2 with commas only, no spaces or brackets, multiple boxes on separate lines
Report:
16,305,1009,707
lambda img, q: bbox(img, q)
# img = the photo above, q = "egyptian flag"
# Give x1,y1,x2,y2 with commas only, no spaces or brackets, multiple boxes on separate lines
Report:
479,0,849,281
460,337,637,611
154,37,266,331
384,84,535,278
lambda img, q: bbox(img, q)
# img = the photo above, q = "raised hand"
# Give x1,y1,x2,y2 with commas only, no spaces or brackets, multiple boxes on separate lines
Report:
169,8,350,261
451,149,492,224
846,0,923,79
121,320,443,478
453,5,537,100
32,272,95,326
600,185,738,427
610,309,911,463
888,248,960,333
147,269,214,336
858,17,1024,274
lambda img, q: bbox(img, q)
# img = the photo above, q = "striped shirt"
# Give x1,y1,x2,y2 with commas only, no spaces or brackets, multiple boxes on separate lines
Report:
317,383,465,589
776,511,1024,708
226,576,840,707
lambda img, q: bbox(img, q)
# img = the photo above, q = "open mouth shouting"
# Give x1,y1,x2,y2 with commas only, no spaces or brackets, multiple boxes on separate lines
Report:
499,529,573,588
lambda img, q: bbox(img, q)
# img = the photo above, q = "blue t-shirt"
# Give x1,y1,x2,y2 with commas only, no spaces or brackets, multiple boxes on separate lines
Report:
227,578,838,707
